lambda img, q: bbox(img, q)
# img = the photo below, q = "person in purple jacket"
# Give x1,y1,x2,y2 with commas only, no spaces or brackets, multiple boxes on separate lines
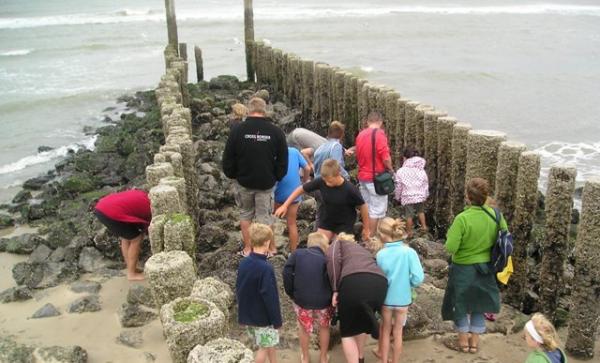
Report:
283,232,333,363
236,223,282,363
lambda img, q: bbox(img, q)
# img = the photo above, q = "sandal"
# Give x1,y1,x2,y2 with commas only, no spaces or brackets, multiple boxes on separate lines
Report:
442,335,470,353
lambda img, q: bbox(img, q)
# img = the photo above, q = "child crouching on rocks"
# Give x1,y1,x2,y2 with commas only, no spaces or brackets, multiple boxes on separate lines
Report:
236,223,282,363
524,313,567,363
375,218,424,363
283,232,334,363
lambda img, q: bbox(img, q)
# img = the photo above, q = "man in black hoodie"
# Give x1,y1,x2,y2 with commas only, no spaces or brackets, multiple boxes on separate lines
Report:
223,97,288,256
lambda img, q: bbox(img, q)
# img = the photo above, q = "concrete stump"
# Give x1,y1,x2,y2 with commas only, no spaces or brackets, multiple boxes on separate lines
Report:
566,177,600,359
178,43,187,61
465,130,507,194
357,79,368,124
539,165,577,323
163,213,195,258
146,163,175,189
160,297,227,363
149,184,183,216
495,141,527,225
395,98,410,157
434,116,458,234
314,64,332,132
291,57,303,108
423,110,447,221
272,49,284,101
160,176,188,214
384,91,400,154
332,70,346,122
190,277,234,318
343,75,359,141
164,0,179,46
404,101,420,149
244,0,255,82
367,84,379,114
449,122,472,221
253,41,264,84
262,46,273,85
145,250,196,307
301,59,314,125
149,214,167,255
187,338,253,363
414,104,434,154
194,46,204,82
505,151,541,308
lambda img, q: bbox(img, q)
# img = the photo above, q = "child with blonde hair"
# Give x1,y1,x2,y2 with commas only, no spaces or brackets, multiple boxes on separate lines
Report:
283,232,333,363
375,217,424,363
524,313,567,363
236,223,282,363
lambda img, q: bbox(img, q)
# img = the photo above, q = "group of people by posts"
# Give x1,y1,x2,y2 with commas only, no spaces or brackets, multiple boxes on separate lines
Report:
90,95,566,363
221,96,567,363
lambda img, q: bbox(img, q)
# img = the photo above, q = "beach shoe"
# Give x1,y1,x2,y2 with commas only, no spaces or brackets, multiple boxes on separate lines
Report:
442,335,469,353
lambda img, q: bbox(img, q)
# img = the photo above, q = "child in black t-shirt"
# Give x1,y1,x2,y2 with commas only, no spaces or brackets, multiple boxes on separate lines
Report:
274,159,370,241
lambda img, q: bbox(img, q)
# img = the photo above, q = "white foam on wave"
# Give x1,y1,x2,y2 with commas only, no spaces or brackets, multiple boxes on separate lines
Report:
534,141,600,198
0,135,98,175
2,4,599,29
0,49,33,56
360,66,374,73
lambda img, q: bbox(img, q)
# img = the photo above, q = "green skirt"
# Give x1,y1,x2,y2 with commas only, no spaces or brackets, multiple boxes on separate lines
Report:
441,263,500,322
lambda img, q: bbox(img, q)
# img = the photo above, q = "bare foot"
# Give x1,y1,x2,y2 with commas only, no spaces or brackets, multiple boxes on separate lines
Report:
300,352,309,363
319,354,329,363
127,272,145,281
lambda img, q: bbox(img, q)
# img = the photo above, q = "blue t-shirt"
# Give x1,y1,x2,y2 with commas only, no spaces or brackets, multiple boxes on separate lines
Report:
275,147,307,204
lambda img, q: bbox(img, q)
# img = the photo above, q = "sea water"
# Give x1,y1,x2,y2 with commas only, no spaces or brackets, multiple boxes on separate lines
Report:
1,0,599,203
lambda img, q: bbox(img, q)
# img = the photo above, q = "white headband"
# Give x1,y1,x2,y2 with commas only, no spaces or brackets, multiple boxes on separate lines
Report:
526,320,544,344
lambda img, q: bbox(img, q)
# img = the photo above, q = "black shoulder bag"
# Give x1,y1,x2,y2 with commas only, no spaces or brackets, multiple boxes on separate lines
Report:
371,128,395,195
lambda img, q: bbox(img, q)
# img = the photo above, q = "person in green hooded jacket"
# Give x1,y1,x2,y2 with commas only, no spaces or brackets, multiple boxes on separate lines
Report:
441,177,507,353
524,313,567,363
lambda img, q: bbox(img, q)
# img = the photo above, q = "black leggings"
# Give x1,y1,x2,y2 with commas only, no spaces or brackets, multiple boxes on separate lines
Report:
94,209,144,240
338,273,388,338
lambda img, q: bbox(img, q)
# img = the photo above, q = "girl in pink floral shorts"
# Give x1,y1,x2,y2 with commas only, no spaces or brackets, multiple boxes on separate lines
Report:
283,232,333,363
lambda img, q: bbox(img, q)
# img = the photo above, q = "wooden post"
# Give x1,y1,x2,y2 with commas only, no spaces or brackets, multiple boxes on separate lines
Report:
244,0,255,82
194,46,203,82
164,0,179,47
178,43,187,60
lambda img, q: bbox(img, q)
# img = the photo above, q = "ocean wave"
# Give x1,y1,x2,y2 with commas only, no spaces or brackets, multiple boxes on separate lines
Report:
0,49,33,56
1,4,599,29
0,135,97,175
534,140,600,188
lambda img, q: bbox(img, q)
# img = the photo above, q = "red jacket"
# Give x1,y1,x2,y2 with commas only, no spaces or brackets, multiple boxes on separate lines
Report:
94,190,151,227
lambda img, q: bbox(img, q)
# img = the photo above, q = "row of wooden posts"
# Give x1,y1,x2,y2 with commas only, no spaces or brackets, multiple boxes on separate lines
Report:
160,0,599,358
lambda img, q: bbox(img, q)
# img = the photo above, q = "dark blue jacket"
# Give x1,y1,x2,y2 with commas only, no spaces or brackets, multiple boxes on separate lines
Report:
236,253,282,328
282,246,333,309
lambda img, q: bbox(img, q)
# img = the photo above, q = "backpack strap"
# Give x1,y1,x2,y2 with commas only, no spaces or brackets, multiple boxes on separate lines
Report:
371,128,377,180
480,206,500,227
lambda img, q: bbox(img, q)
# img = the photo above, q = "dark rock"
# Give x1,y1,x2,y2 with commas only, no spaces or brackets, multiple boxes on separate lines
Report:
211,107,225,116
78,247,107,272
571,208,580,225
23,175,53,190
297,198,317,221
68,295,101,313
93,267,124,278
209,75,240,91
70,281,102,294
12,262,44,288
118,303,157,328
37,262,80,289
127,285,155,308
238,89,255,101
197,112,214,124
409,238,449,261
0,214,14,228
12,190,32,204
116,330,143,348
197,224,229,253
49,247,66,262
0,336,34,363
144,352,156,362
191,98,213,116
31,303,61,319
422,259,448,280
92,228,121,260
29,244,52,264
46,221,79,249
0,286,33,303
255,89,270,102
32,345,88,363
37,146,54,153
62,173,97,194
1,234,44,254
83,125,95,135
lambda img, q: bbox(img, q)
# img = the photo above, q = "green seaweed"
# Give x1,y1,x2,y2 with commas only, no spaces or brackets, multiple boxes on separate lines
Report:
167,213,190,224
173,301,208,323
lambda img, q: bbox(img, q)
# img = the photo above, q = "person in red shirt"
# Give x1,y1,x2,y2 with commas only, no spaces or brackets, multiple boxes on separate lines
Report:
94,189,151,281
354,111,394,237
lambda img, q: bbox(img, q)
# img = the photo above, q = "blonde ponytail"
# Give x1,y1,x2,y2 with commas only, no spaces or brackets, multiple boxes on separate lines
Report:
377,217,407,241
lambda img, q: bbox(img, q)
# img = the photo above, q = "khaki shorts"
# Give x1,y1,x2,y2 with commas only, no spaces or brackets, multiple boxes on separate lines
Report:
359,182,388,219
403,202,424,219
234,182,274,225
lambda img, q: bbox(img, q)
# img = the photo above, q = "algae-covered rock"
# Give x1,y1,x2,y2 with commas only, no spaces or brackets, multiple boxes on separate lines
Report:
32,345,88,363
0,286,33,303
68,295,101,314
118,303,157,328
12,262,44,288
1,234,44,254
0,214,14,228
209,75,240,91
0,336,34,363
62,173,97,194
145,250,196,307
163,213,195,258
160,297,227,363
190,277,234,317
187,338,253,363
